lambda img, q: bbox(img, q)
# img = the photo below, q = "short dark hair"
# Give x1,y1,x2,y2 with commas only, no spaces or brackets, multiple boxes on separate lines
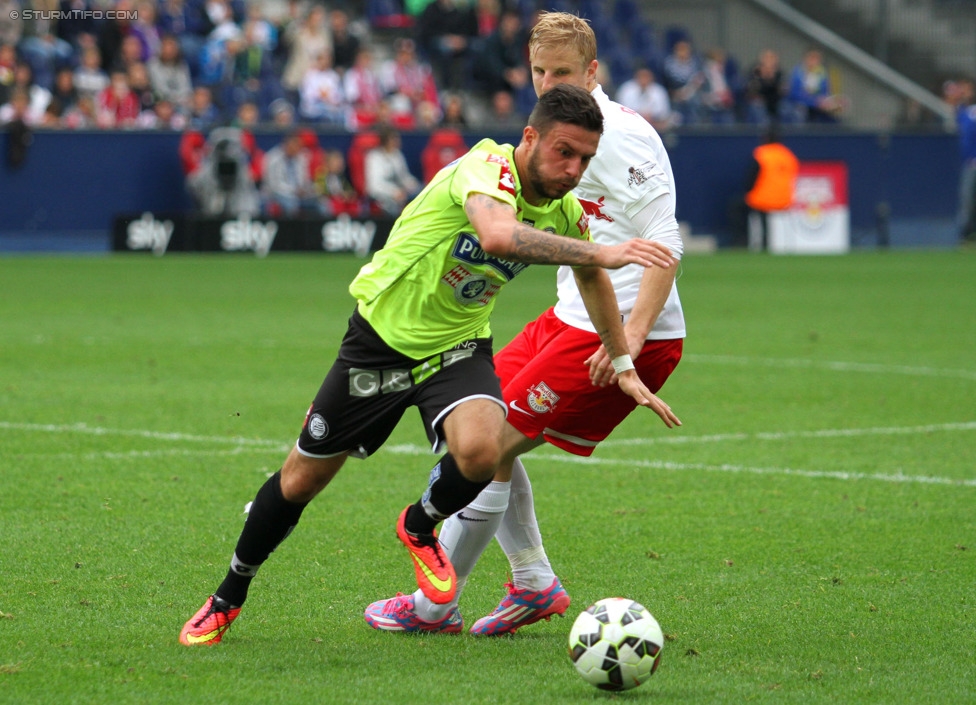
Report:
527,83,603,138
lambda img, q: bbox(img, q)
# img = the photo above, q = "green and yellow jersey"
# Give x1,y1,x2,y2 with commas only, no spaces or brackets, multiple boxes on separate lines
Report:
350,138,592,359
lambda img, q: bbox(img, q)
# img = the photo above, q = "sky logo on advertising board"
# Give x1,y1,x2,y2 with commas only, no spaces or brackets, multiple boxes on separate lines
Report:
452,232,527,281
126,212,174,255
322,215,375,256
220,215,278,257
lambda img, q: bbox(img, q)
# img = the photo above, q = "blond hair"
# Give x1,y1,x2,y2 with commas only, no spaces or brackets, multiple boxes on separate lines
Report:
527,11,597,65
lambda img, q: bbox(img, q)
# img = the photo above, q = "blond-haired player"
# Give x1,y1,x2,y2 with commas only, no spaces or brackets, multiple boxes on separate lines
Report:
365,12,685,635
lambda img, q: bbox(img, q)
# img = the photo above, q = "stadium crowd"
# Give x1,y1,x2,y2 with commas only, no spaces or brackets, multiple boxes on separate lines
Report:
0,0,863,132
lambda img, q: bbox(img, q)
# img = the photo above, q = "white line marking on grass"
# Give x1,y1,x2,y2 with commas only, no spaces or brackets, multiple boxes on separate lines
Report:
6,421,973,487
0,421,287,447
382,444,976,488
601,421,976,447
685,354,976,382
32,448,289,461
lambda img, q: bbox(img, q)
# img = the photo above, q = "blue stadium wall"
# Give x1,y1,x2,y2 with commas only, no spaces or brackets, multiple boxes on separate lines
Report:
0,129,960,251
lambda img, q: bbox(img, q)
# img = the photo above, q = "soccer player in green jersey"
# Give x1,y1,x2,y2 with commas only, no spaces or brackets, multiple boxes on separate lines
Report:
180,84,679,646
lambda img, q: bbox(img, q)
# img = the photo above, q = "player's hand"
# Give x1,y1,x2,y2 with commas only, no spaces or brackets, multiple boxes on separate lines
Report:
598,239,676,270
585,334,642,387
616,370,681,428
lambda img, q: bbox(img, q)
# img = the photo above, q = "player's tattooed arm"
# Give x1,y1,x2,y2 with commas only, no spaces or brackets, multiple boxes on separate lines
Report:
465,193,600,265
465,193,676,269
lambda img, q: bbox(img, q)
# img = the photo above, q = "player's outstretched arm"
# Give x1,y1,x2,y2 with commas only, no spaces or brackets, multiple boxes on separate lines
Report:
466,194,676,270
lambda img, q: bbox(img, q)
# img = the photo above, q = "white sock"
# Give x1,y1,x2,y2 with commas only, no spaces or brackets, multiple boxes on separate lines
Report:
413,480,511,622
496,458,555,591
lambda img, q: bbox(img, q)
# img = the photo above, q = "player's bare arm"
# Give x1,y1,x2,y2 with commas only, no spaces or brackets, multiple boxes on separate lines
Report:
464,194,676,270
572,265,680,428
587,261,677,385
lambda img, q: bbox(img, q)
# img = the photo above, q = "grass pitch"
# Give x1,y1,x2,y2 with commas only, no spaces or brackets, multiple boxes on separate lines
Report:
1,250,974,704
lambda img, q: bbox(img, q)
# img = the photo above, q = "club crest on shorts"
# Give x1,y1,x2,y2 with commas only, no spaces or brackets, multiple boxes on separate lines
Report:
526,381,559,413
307,413,329,439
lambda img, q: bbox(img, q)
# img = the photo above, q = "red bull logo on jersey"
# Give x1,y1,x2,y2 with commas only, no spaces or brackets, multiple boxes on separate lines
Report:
579,196,614,223
526,381,560,413
486,153,516,195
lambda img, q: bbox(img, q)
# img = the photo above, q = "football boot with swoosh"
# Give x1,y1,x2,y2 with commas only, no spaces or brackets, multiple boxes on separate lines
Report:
396,506,456,605
179,595,241,646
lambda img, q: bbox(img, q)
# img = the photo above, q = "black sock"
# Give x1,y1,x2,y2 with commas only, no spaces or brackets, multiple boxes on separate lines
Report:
405,453,492,535
215,470,308,607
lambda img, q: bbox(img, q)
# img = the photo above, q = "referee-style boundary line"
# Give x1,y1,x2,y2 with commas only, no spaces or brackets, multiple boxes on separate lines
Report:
5,420,973,489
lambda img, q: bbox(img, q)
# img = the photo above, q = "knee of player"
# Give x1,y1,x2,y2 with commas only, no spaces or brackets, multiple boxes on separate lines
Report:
452,441,502,483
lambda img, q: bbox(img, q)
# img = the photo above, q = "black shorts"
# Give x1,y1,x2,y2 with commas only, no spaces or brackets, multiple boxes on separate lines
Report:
296,308,504,459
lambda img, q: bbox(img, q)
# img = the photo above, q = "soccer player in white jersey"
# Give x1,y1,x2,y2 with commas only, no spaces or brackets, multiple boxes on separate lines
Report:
365,11,685,635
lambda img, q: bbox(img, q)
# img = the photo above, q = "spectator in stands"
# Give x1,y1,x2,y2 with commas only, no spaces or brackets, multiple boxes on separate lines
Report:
97,69,141,128
344,47,385,129
379,38,440,129
615,64,674,132
700,47,738,125
221,25,279,116
234,100,260,127
364,126,421,216
129,0,162,63
157,0,213,77
187,85,220,131
474,0,500,37
662,38,704,125
111,34,148,75
0,87,36,126
18,24,73,90
137,98,188,130
269,96,295,127
38,99,66,127
55,0,98,50
439,92,468,129
197,18,241,88
261,129,325,216
282,4,332,99
316,148,363,217
50,66,79,114
242,2,278,54
0,43,17,105
745,49,785,125
950,78,976,243
0,0,22,48
329,9,360,74
128,62,156,114
62,94,98,128
787,47,847,123
417,0,479,91
148,34,193,114
8,61,51,125
299,50,347,125
480,89,524,132
471,8,532,109
74,45,110,102
97,0,137,76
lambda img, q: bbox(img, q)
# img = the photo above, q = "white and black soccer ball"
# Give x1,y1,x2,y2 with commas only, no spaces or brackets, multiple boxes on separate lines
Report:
567,597,663,691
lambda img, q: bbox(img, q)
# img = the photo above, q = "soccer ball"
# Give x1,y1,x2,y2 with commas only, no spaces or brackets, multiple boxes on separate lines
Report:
567,597,663,691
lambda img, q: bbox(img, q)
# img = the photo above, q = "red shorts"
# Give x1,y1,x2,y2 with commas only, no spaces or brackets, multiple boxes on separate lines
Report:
494,308,682,456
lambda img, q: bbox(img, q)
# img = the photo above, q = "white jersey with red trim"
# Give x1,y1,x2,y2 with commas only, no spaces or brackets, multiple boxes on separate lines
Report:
552,84,686,340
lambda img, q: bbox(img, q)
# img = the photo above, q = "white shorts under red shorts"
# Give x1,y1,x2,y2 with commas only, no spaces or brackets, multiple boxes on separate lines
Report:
494,307,682,456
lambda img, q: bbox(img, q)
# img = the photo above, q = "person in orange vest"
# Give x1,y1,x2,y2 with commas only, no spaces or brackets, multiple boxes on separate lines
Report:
744,126,800,250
